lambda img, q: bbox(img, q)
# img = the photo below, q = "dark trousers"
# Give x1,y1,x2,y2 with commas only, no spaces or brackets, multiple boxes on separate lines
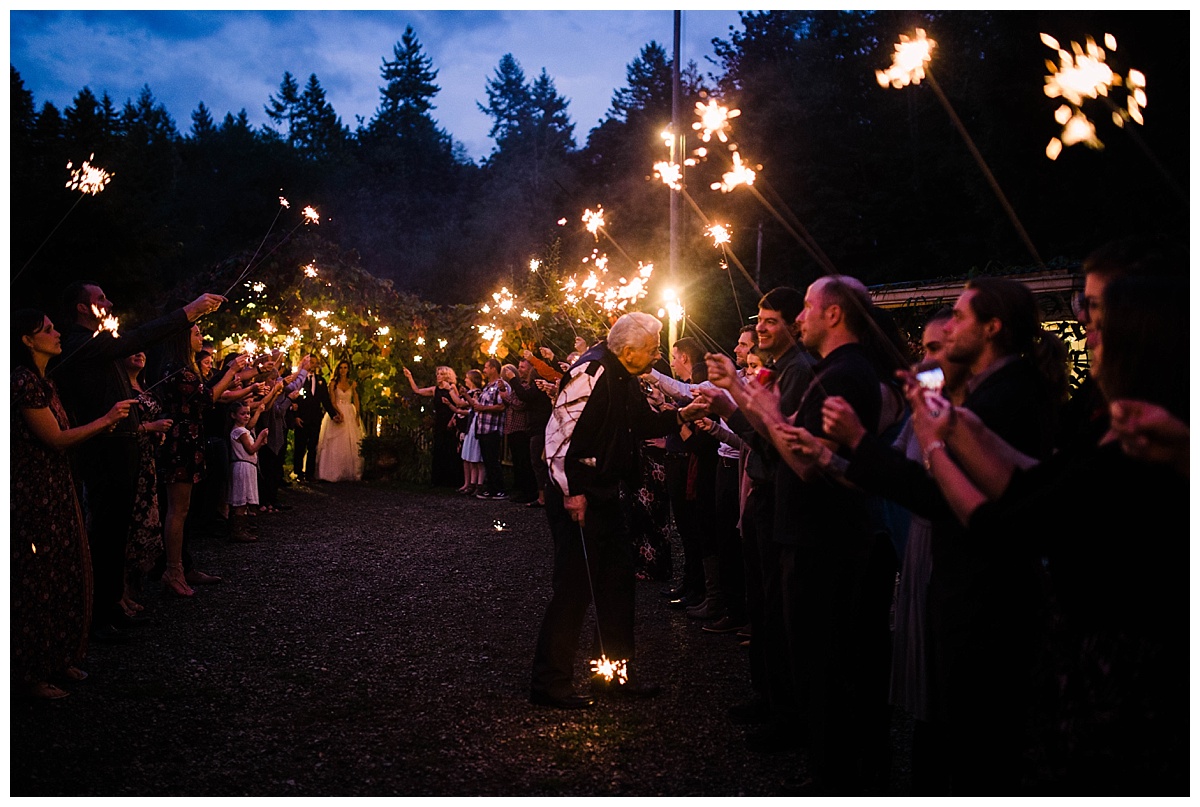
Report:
791,534,896,792
743,484,797,719
530,484,636,698
477,431,505,495
715,459,746,621
260,445,282,506
529,429,549,494
79,435,139,626
664,453,703,596
508,430,535,499
294,425,320,478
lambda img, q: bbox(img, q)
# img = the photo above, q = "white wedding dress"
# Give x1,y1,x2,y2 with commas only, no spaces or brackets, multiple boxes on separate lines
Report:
316,384,364,482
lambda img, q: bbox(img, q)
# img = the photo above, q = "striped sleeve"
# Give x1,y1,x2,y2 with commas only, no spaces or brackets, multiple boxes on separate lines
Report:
544,361,604,497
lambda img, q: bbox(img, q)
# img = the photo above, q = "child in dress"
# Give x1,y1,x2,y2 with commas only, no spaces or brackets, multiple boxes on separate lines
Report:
228,402,268,543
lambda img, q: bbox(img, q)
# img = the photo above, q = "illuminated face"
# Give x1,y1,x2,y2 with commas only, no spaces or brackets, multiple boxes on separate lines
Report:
620,337,662,376
921,320,948,365
125,351,147,372
733,330,756,368
1080,272,1109,356
943,290,989,367
670,346,690,380
744,351,764,374
22,316,62,359
755,307,790,357
188,324,203,353
797,280,831,353
337,362,349,379
199,354,214,374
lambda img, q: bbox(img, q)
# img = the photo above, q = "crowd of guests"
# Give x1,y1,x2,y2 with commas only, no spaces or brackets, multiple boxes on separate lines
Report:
13,233,1187,794
11,281,369,700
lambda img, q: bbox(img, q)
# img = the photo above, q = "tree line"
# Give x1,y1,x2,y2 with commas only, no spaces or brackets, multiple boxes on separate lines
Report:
10,11,1188,341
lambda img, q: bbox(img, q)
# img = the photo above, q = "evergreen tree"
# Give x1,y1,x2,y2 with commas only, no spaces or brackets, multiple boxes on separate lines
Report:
190,101,217,141
479,53,531,152
265,71,301,144
294,73,348,161
11,66,36,137
370,25,443,141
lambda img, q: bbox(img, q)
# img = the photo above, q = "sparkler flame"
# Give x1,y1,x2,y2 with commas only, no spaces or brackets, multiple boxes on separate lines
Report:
529,258,541,272
1041,32,1145,160
692,99,741,143
259,319,277,334
302,206,320,224
437,338,447,349
582,207,606,239
279,196,290,209
91,304,120,338
303,263,319,278
590,655,629,684
711,151,756,193
876,28,936,89
653,160,683,191
252,282,266,293
65,154,113,195
706,224,732,247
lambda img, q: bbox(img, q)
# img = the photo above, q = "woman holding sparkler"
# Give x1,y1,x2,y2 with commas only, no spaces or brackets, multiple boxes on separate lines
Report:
403,364,463,489
316,360,364,482
157,325,249,596
11,309,135,699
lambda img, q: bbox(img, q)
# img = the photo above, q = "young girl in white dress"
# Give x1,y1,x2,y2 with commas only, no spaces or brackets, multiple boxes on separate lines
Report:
228,401,268,542
457,368,485,495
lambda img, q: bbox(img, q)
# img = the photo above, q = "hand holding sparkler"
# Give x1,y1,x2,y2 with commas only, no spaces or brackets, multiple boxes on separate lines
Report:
564,494,587,526
183,293,227,322
141,418,174,434
102,399,138,431
821,396,868,451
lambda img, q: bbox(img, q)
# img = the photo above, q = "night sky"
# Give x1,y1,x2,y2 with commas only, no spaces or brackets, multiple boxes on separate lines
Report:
9,9,744,162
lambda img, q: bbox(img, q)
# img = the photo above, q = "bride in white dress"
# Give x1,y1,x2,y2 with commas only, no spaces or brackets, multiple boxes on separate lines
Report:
316,360,364,482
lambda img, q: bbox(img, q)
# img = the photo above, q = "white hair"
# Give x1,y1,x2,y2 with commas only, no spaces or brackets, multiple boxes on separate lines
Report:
607,312,662,354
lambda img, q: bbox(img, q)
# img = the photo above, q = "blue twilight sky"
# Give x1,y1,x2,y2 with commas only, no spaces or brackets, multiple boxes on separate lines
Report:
8,8,746,162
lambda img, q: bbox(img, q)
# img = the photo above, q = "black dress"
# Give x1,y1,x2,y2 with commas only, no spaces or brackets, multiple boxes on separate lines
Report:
157,365,212,484
430,388,462,487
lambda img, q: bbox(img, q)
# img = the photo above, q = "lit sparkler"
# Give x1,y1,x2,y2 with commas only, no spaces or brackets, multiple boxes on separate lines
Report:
653,160,683,191
1041,32,1147,160
529,258,541,272
302,206,320,224
65,154,114,195
875,28,936,89
582,207,606,239
706,224,732,248
711,151,756,193
437,338,447,349
492,520,508,532
90,305,120,338
590,655,629,685
557,218,567,226
279,196,290,209
692,99,741,143
259,319,277,334
303,263,319,278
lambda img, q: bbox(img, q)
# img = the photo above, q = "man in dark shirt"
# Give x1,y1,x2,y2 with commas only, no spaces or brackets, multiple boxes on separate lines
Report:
51,281,226,642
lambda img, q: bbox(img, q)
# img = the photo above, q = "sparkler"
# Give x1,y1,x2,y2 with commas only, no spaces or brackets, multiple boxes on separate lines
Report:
91,305,121,339
877,29,1043,268
577,525,629,685
582,207,606,239
710,151,757,193
222,200,321,297
303,263,319,278
14,154,115,283
653,161,683,191
692,99,741,143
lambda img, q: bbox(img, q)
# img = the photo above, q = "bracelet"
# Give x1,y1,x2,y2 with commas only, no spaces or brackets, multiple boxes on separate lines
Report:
923,440,948,471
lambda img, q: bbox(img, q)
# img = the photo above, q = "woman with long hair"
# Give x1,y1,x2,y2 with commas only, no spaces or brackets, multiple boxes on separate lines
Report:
157,325,248,596
11,309,134,698
315,358,364,482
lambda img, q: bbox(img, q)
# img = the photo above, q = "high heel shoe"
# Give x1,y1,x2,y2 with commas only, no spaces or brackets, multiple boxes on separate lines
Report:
162,565,195,597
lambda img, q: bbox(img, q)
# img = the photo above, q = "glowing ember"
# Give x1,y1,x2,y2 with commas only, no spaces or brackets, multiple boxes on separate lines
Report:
377,326,390,337
279,196,290,209
437,338,447,349
413,354,422,362
303,263,319,278
252,282,266,293
65,154,114,195
557,218,567,226
521,308,541,321
242,339,258,356
876,28,936,89
1041,32,1146,160
590,655,629,684
302,206,320,224
492,520,508,532
582,206,606,239
692,99,741,143
711,151,756,193
259,319,277,334
91,304,120,338
653,160,683,190
706,224,732,247
416,336,425,346
529,258,541,272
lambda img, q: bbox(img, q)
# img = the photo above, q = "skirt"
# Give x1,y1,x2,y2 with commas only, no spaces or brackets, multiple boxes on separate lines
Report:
460,415,482,463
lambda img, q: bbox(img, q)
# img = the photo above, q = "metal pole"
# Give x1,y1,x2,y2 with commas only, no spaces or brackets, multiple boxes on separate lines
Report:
669,10,682,352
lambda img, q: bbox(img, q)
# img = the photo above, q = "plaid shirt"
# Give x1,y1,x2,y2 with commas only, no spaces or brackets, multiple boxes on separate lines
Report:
473,378,507,435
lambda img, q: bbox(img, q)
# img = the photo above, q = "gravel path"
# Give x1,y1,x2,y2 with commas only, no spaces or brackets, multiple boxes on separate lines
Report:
12,479,911,796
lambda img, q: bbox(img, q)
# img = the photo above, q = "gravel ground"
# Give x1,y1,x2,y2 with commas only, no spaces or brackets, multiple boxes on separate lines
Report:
11,479,913,797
